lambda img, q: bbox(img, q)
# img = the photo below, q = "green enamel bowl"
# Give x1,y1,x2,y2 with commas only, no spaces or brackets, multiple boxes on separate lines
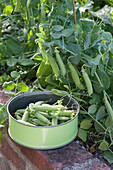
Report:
7,91,79,149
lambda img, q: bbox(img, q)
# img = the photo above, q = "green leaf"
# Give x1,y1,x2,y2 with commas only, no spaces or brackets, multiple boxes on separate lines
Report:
2,81,15,91
78,128,87,142
6,39,21,55
89,93,100,105
98,140,109,151
52,25,63,32
93,69,110,93
109,40,113,54
3,5,13,15
54,40,67,49
0,108,7,124
67,43,81,54
17,83,29,92
80,119,92,130
94,122,105,133
105,116,112,128
62,29,73,37
102,31,112,42
103,151,113,164
7,58,18,67
96,106,105,120
11,71,20,79
91,55,102,65
97,69,110,90
88,105,97,114
18,58,34,66
50,32,62,39
84,33,92,50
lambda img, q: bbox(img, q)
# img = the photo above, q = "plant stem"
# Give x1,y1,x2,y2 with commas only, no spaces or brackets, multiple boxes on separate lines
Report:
72,0,76,25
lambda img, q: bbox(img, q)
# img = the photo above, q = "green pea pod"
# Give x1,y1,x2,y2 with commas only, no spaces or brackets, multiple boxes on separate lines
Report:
17,120,35,126
35,111,51,124
68,61,84,89
52,117,58,126
15,109,25,115
29,103,35,111
47,54,59,77
82,67,93,96
52,89,68,97
104,93,113,123
57,110,75,117
34,104,66,112
40,46,48,61
41,2,45,23
16,115,22,120
32,119,47,126
35,101,46,106
15,0,20,12
22,108,29,121
58,116,70,121
55,50,66,76
38,111,52,119
36,60,51,78
27,0,31,8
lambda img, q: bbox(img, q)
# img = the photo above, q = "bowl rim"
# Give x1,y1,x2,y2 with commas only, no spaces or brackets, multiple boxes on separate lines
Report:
7,91,80,128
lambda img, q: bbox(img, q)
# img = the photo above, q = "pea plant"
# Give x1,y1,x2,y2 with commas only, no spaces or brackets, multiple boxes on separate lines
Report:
32,0,113,163
0,71,29,143
0,0,113,164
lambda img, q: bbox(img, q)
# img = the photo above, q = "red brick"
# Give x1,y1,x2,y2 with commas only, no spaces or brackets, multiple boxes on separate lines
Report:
1,136,26,170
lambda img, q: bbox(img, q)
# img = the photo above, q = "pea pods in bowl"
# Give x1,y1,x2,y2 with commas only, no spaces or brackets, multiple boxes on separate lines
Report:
7,91,79,149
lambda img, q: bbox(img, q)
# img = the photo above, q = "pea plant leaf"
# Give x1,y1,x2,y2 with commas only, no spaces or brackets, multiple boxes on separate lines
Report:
17,83,29,92
52,25,64,32
0,108,8,125
3,5,13,15
88,105,97,114
80,119,92,130
18,58,34,66
7,58,18,67
103,151,113,164
2,81,15,91
11,71,20,79
98,140,109,151
78,128,87,142
62,29,74,37
84,33,92,50
96,106,106,120
50,32,62,39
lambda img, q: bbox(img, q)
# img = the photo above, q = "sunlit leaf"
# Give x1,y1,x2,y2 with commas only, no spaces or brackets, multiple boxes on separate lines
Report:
2,81,15,91
17,83,29,92
3,5,13,16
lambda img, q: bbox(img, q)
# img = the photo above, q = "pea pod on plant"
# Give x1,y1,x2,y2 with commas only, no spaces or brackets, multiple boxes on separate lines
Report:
15,0,20,12
68,60,84,89
81,66,93,96
27,0,31,8
39,46,48,61
104,92,113,123
55,49,66,76
36,60,51,78
47,54,60,77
